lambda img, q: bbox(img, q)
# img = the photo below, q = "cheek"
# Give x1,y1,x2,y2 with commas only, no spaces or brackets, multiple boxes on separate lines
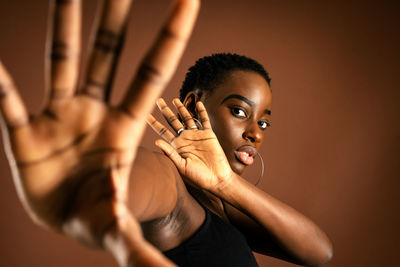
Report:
205,105,244,152
211,115,242,151
208,113,228,144
208,112,247,175
210,116,229,146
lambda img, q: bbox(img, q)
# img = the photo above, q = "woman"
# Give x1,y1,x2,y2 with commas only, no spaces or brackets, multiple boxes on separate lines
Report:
145,53,333,267
0,0,332,266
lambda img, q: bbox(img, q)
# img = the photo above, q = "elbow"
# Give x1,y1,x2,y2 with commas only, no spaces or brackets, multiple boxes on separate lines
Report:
305,241,334,267
319,237,334,266
321,243,334,265
308,227,334,267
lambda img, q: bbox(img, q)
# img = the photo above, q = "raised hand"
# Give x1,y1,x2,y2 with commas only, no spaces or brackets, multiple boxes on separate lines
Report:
147,98,234,192
0,0,199,265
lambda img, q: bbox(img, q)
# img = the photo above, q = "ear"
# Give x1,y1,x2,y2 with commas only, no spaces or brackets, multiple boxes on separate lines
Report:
182,91,200,118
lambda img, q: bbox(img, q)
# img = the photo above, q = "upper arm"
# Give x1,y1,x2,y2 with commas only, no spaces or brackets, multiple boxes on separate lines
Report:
127,147,181,222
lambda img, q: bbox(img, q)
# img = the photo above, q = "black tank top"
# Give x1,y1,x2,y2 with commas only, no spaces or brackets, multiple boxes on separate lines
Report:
163,202,259,267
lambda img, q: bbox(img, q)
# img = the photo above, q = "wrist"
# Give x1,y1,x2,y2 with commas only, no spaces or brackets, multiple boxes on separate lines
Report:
212,170,238,197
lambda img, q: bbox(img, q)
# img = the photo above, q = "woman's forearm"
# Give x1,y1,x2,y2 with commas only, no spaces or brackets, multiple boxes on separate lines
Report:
213,173,333,266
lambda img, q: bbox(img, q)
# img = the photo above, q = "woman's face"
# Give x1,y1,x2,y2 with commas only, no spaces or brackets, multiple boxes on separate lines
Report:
201,70,272,175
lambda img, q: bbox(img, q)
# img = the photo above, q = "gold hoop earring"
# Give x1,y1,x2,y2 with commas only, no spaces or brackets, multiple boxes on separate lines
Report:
254,151,264,186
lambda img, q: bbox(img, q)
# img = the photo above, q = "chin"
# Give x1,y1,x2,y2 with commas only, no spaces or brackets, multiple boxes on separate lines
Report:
230,159,246,175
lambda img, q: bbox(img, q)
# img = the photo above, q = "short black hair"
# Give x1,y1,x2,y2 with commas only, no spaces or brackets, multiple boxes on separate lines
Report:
179,53,271,101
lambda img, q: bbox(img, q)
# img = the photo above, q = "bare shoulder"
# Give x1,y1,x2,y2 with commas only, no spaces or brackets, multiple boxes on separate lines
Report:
133,147,178,174
127,147,182,221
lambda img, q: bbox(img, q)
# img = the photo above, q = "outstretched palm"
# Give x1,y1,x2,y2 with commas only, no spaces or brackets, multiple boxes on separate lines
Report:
0,0,199,265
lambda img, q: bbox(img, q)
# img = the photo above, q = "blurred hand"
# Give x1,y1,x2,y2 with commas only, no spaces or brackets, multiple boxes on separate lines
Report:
0,0,199,266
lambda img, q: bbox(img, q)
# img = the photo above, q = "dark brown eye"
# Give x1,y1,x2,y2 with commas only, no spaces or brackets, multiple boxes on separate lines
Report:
231,107,247,118
258,120,270,130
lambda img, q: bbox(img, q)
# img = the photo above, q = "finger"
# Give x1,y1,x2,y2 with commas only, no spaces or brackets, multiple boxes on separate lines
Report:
155,139,185,171
156,98,184,132
0,62,29,128
119,0,200,120
172,98,196,129
196,101,212,129
48,0,81,100
82,0,132,101
146,114,176,143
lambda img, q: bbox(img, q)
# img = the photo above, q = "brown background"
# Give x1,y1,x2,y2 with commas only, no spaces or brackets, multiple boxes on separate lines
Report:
0,0,399,266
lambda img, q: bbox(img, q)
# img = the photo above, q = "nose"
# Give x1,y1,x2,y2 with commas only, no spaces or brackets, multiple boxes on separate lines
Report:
242,122,263,144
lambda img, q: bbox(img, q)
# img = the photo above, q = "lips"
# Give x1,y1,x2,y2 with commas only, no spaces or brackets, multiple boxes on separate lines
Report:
234,146,256,166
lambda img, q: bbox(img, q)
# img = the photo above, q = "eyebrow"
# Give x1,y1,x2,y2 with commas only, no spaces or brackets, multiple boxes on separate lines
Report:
221,94,255,106
221,94,271,115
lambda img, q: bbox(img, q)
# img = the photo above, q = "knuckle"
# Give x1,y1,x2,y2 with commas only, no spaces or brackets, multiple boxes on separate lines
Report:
182,116,192,122
158,127,168,136
167,115,179,123
161,27,186,43
94,29,122,53
135,63,166,86
82,79,108,100
51,41,76,61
